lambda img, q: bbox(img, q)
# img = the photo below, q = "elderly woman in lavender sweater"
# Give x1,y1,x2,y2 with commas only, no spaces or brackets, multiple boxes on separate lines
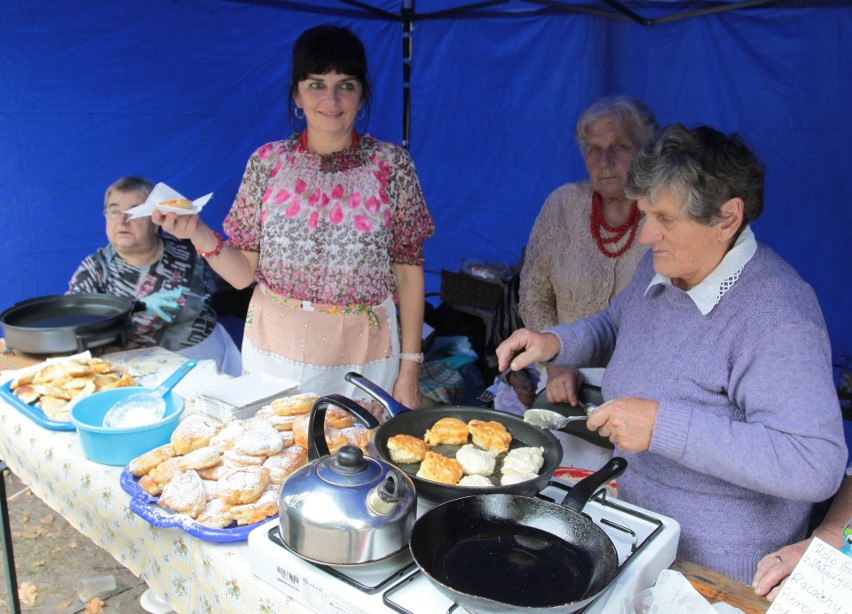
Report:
496,124,847,584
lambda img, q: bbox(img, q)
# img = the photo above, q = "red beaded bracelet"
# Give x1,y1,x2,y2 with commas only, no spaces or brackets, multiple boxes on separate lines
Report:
196,231,224,259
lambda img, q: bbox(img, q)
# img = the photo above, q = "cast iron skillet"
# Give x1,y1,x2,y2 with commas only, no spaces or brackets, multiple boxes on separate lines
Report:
345,372,564,504
409,457,627,613
0,294,141,354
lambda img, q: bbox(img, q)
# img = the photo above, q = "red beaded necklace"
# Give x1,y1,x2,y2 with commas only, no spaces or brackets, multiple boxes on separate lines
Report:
299,128,360,152
590,191,640,258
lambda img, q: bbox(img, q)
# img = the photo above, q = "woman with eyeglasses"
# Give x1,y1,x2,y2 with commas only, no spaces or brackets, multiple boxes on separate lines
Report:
67,176,241,375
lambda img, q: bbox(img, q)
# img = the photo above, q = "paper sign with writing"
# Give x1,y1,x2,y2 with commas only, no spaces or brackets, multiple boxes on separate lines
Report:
767,536,852,614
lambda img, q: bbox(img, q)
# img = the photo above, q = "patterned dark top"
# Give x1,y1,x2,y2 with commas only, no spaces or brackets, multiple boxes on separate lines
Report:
67,235,217,350
223,133,434,305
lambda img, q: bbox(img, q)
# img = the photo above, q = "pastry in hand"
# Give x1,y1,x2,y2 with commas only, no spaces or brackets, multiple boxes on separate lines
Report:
468,419,512,455
417,451,463,485
387,434,428,464
424,417,469,446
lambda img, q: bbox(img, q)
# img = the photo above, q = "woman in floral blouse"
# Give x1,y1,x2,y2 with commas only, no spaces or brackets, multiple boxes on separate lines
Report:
155,25,434,407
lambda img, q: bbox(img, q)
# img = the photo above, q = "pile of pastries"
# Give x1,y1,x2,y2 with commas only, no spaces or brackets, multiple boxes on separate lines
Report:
387,417,545,487
9,357,135,421
127,392,374,529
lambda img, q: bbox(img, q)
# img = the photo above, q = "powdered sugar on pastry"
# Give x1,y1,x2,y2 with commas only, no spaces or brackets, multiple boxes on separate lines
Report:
158,469,206,519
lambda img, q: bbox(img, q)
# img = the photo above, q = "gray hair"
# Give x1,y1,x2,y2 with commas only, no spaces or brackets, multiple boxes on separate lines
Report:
625,124,764,231
104,176,154,207
575,96,659,150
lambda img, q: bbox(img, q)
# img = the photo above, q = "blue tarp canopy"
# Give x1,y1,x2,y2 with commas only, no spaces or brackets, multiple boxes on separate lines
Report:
1,0,850,365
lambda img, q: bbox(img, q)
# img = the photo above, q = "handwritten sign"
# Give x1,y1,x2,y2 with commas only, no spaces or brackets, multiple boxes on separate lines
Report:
768,537,852,614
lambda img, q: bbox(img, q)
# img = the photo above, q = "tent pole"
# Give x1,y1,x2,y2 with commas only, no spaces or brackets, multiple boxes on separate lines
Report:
402,0,414,149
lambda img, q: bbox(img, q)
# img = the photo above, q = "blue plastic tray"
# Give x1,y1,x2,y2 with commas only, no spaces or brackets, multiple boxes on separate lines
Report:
0,380,76,431
120,467,278,543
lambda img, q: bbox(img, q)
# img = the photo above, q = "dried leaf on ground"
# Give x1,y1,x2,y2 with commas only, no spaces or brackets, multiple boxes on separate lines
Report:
40,513,55,524
69,539,79,549
85,596,105,613
18,581,38,606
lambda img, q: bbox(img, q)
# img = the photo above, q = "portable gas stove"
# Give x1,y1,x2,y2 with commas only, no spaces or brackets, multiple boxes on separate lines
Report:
248,479,680,613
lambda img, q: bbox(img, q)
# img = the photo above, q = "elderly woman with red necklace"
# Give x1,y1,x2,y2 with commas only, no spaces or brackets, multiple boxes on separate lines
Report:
503,97,658,416
154,25,434,408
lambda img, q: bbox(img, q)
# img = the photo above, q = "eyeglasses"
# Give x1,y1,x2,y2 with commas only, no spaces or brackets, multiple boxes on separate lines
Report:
103,208,139,222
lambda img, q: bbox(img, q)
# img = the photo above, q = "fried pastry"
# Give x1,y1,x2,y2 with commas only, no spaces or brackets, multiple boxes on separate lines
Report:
170,413,222,455
263,445,308,484
179,446,222,471
158,470,206,519
209,420,248,451
148,456,186,485
218,466,270,505
138,474,162,496
456,444,496,476
128,443,176,477
387,434,428,464
230,489,278,526
252,407,298,432
468,419,512,455
196,497,233,529
417,451,463,485
222,449,265,467
233,423,284,457
324,406,354,429
424,417,469,446
270,393,319,416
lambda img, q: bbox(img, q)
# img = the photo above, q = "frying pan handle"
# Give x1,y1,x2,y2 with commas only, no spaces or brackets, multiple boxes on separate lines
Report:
559,457,627,513
345,371,411,418
308,394,381,461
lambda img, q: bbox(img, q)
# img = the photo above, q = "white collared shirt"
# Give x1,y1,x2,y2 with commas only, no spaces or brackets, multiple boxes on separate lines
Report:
644,225,758,315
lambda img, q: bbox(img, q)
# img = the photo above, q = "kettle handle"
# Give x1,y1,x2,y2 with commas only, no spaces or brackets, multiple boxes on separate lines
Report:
308,394,381,461
345,371,411,418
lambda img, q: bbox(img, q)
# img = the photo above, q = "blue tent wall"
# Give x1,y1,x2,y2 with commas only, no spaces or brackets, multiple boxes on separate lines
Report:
1,1,850,366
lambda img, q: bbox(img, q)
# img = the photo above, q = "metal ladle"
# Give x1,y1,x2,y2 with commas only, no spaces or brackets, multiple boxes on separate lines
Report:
523,403,598,430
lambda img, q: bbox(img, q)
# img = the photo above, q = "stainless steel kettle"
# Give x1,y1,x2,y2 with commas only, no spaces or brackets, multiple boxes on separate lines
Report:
278,394,417,565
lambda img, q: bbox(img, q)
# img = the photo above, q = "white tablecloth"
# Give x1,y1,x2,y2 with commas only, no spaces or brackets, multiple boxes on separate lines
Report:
0,389,310,614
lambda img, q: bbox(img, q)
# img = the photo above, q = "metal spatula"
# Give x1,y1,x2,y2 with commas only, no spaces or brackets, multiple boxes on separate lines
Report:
102,359,196,428
523,403,598,430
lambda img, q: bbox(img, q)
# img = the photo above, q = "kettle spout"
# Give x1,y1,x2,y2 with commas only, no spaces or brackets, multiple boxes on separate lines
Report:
367,473,403,516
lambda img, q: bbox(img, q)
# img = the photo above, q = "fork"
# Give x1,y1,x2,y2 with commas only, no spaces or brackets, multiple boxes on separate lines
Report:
476,369,512,404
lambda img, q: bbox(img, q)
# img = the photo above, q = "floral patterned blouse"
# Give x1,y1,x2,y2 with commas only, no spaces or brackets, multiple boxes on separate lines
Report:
223,133,434,306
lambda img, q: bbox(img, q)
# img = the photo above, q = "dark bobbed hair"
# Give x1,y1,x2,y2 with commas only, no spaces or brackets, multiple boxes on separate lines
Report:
626,124,765,233
288,25,371,120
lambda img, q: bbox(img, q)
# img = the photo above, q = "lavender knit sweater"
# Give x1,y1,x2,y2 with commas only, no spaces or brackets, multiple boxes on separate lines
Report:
547,245,847,583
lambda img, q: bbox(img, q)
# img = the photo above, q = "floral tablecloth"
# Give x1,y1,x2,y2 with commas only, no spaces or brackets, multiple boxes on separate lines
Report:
0,392,310,614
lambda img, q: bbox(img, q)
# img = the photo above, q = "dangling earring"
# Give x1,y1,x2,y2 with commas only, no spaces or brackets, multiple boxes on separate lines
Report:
357,108,365,121
294,107,304,120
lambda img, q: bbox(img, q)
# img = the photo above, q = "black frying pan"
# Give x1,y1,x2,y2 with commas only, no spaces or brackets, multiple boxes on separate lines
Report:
345,372,564,503
409,457,627,613
0,294,139,354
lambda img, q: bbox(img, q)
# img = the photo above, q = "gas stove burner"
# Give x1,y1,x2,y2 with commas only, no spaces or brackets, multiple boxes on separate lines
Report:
249,479,681,613
266,525,417,594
